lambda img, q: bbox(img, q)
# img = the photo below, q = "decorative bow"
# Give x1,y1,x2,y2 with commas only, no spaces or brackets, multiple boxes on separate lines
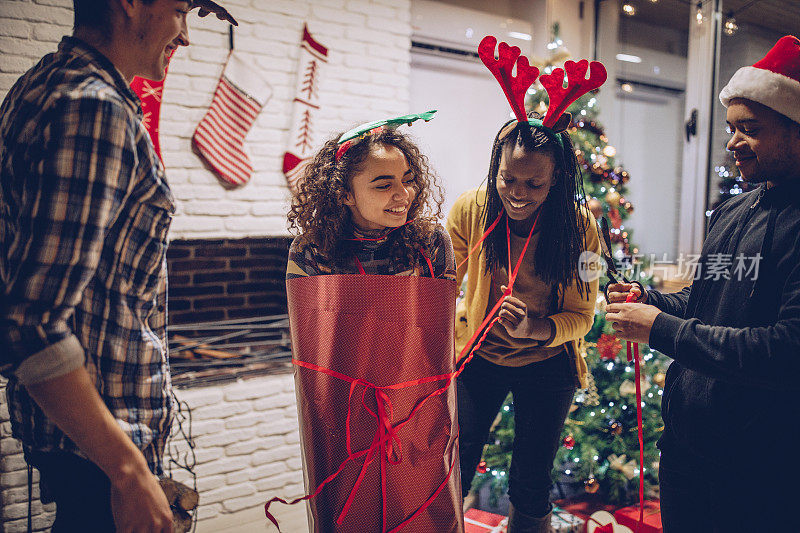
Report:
608,453,638,480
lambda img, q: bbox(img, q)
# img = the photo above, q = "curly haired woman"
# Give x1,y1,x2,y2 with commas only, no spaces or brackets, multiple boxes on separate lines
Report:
287,125,454,280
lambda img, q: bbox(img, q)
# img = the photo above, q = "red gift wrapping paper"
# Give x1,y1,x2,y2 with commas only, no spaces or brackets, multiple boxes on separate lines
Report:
614,500,662,533
284,274,463,532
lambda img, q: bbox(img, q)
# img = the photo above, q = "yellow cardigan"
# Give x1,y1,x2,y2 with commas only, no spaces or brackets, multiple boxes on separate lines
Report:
446,187,601,389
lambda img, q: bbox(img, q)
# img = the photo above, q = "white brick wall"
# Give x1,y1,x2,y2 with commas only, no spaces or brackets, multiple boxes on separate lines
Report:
168,374,305,528
162,0,412,240
0,0,413,240
0,0,412,529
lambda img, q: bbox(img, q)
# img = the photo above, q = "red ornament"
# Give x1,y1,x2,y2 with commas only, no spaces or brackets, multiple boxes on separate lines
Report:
597,333,622,361
608,208,623,229
476,461,488,474
563,435,576,449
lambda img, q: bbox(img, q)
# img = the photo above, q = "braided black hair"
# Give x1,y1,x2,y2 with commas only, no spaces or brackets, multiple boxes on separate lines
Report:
480,113,591,299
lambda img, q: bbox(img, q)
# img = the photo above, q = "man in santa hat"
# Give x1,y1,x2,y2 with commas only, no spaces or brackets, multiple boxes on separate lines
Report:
605,35,800,531
0,1,234,531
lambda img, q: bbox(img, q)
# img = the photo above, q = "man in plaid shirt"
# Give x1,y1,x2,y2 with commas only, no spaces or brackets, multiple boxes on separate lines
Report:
0,1,235,531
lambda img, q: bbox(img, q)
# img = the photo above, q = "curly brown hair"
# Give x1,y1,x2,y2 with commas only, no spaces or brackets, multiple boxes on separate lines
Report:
287,127,444,269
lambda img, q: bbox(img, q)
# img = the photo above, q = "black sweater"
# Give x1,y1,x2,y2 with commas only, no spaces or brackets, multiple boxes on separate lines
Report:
647,183,800,464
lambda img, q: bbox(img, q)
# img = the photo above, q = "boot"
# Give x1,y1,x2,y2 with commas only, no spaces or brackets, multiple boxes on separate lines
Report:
507,502,552,533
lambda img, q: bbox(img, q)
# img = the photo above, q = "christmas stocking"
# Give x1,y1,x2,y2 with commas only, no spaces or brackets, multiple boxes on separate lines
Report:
283,24,329,192
193,51,272,186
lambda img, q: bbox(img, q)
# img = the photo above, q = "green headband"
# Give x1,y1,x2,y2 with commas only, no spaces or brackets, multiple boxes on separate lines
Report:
337,110,437,144
335,110,437,161
524,118,564,150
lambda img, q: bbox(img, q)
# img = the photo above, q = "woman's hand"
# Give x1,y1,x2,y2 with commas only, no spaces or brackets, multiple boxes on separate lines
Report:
497,285,553,341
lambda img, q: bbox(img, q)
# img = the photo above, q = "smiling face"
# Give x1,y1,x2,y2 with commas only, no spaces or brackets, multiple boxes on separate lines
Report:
343,144,417,231
726,98,800,184
132,0,191,81
496,144,556,222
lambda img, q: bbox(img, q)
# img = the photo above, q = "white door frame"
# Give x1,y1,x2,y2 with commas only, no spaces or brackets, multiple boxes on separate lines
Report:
678,0,723,255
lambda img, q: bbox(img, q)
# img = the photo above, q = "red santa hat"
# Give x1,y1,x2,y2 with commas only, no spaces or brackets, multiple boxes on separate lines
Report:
719,35,800,125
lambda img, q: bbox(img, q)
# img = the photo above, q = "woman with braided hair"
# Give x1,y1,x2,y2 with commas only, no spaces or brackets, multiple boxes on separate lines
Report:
448,112,601,532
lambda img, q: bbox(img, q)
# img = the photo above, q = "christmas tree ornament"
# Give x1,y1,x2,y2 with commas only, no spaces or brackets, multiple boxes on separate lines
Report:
597,333,622,361
193,51,272,187
608,453,638,480
584,372,600,406
596,292,608,313
608,208,623,230
653,372,666,388
605,190,621,206
619,378,647,396
610,421,623,436
477,461,488,474
584,476,600,493
563,435,576,449
283,25,329,192
588,197,603,218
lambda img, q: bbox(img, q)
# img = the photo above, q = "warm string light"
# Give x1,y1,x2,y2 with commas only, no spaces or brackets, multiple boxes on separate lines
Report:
723,14,738,35
622,1,636,16
695,1,705,25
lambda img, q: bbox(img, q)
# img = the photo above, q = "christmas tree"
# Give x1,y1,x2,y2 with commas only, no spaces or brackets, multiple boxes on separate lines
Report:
711,154,754,211
471,27,672,506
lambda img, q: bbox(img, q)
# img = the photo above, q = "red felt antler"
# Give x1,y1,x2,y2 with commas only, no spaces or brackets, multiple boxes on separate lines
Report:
478,36,540,123
539,59,607,128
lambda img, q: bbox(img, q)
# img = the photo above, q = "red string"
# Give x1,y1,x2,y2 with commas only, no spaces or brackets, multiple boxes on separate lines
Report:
625,291,645,533
267,208,540,531
456,211,503,271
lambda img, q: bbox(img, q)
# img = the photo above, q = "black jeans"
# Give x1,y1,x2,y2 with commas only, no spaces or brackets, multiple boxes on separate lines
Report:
28,451,115,532
659,435,794,533
457,352,576,518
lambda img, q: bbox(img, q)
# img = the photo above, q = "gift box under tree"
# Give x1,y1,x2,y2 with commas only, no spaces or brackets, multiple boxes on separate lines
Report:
614,499,662,533
464,507,584,533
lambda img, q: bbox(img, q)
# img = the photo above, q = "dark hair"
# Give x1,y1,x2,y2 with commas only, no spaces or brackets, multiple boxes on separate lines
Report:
72,0,156,32
288,127,444,270
481,113,591,298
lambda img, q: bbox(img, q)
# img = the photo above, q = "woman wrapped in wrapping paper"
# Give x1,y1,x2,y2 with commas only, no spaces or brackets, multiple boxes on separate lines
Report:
272,113,464,532
449,37,603,533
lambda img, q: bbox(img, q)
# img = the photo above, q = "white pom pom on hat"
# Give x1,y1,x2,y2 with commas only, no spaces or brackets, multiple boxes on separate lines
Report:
719,35,800,125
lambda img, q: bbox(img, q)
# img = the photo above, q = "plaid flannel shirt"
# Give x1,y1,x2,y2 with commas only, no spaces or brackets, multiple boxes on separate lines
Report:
0,37,174,473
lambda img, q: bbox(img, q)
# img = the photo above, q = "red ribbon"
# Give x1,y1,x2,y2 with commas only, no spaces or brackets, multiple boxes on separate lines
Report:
587,513,617,533
266,209,539,531
625,291,645,533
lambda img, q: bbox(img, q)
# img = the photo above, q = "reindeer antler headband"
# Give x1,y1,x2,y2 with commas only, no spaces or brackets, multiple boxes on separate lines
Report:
478,35,607,145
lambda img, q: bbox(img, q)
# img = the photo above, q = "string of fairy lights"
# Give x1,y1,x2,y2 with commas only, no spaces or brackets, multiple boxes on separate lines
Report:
480,348,664,483
620,0,765,36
